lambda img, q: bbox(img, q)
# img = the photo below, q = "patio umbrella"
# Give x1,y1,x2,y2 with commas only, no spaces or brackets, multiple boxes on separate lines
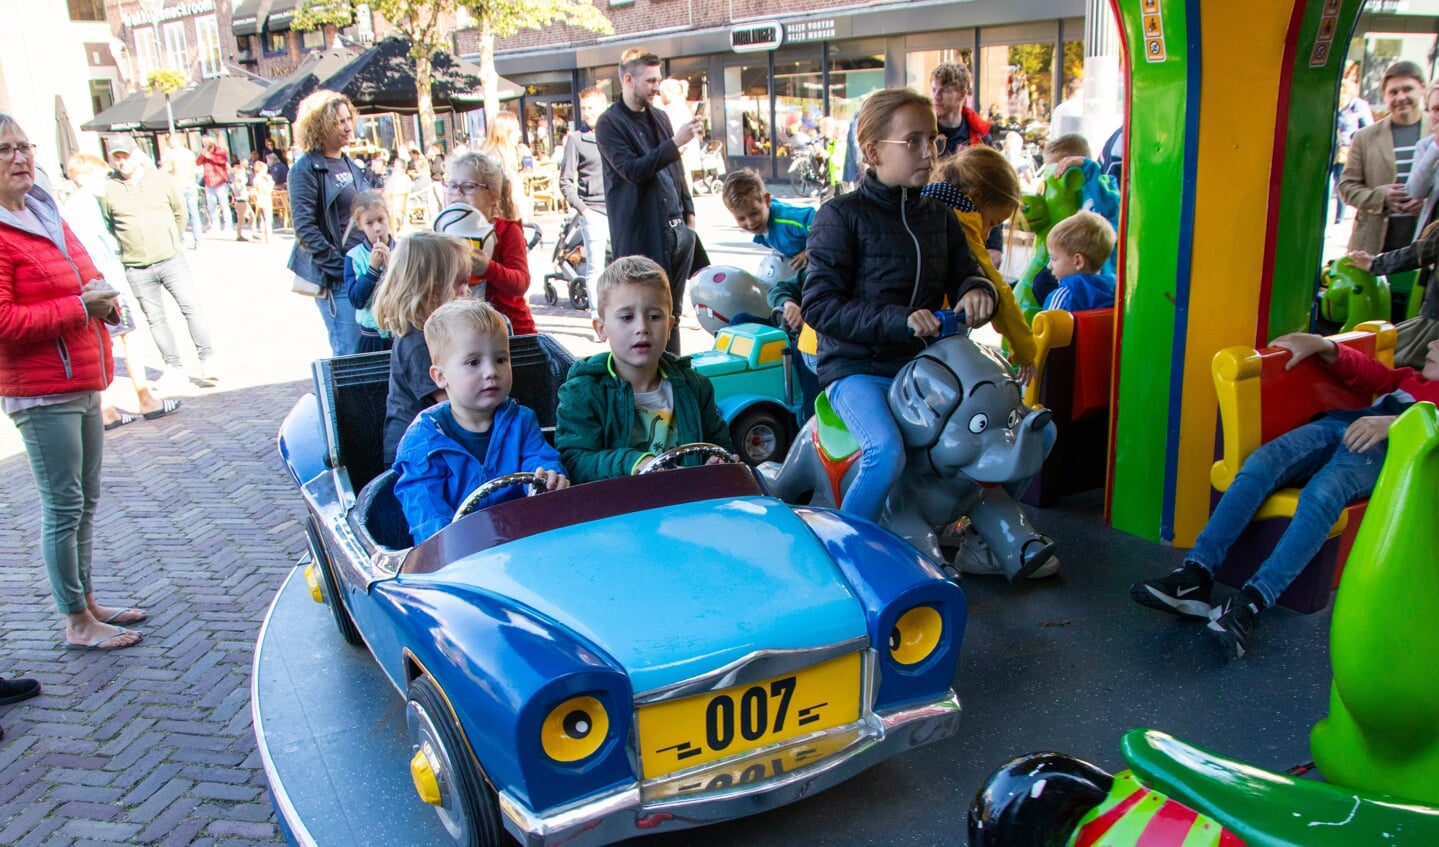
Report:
318,35,522,113
147,75,271,131
238,45,356,121
55,95,80,171
80,89,170,132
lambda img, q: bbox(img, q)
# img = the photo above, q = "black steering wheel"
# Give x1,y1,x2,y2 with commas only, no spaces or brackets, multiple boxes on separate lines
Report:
451,472,549,522
636,442,738,475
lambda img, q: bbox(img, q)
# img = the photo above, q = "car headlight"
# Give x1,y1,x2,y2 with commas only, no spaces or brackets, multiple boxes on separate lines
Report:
889,606,943,666
541,695,609,762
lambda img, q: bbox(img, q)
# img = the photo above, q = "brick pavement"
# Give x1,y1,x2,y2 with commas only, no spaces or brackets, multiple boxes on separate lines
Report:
0,196,778,845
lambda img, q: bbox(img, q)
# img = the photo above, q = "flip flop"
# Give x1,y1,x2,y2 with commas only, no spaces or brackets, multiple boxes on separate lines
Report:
102,608,147,625
104,411,140,431
142,398,182,421
64,628,143,651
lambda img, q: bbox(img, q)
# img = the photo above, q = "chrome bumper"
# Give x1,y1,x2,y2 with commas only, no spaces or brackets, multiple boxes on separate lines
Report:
498,692,961,847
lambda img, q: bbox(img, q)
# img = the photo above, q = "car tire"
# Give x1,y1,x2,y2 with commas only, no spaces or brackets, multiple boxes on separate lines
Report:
732,408,791,466
407,676,505,847
304,515,362,647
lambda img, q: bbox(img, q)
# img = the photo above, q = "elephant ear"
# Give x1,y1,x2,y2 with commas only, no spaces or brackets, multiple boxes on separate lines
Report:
889,355,963,449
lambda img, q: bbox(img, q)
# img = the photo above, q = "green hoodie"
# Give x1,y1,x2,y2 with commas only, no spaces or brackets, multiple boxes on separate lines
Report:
98,167,186,268
555,351,734,483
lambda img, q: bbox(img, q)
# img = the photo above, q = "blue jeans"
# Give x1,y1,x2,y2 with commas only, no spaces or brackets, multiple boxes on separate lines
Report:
579,208,608,319
10,393,104,614
204,183,232,231
1188,416,1384,606
125,255,214,369
181,184,203,246
827,374,906,523
315,287,361,356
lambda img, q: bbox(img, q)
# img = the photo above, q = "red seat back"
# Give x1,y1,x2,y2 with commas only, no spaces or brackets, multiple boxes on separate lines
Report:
1070,308,1114,422
1254,333,1378,445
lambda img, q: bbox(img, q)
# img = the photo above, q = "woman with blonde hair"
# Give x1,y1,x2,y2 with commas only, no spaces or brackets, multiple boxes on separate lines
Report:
479,110,530,220
286,89,368,355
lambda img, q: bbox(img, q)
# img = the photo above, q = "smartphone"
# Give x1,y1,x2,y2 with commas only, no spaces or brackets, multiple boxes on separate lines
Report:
693,101,705,117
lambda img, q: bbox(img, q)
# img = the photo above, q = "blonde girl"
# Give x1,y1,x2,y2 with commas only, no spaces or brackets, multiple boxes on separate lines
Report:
343,189,396,354
922,146,1037,379
250,160,274,243
374,231,473,462
479,110,531,220
442,151,535,334
802,88,998,523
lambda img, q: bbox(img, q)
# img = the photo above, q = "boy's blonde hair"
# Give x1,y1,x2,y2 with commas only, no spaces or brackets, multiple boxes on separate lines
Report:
595,255,671,317
721,169,767,211
372,231,471,336
1047,211,1116,272
446,151,517,221
424,298,509,363
935,146,1023,221
1043,132,1091,163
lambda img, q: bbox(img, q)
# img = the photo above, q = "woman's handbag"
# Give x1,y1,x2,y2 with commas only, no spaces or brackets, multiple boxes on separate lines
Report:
291,272,324,297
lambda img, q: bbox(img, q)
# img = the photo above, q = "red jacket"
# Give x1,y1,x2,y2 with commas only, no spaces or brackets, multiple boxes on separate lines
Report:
0,214,114,397
197,145,229,188
469,217,536,335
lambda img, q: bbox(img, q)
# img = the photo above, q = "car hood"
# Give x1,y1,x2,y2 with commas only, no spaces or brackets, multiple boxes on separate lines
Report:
414,497,870,695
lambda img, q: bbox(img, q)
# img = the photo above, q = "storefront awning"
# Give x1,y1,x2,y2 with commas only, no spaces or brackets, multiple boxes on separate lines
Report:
231,0,267,36
266,0,298,31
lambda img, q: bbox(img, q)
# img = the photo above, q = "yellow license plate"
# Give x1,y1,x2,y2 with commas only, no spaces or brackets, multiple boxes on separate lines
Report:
644,726,863,801
637,652,862,780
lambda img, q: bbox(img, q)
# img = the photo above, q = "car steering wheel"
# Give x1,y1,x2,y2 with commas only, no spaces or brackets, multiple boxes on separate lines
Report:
636,442,738,474
451,472,548,522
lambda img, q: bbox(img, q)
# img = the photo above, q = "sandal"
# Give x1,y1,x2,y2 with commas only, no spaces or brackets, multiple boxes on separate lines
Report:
103,411,139,431
142,398,183,421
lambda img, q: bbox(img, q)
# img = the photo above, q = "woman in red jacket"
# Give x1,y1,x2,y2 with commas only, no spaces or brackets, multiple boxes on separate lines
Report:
0,113,144,651
441,151,536,334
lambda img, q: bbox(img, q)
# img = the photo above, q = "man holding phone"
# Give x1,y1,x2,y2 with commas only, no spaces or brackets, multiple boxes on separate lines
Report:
595,49,709,354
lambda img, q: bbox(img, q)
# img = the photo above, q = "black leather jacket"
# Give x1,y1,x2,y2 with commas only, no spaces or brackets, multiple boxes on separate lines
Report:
802,172,995,387
286,151,365,288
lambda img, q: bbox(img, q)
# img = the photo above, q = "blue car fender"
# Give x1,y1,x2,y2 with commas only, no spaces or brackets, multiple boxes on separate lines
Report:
796,508,967,709
277,392,327,487
372,579,636,815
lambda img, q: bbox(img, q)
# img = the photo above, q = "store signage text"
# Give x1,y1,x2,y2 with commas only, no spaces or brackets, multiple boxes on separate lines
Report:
785,19,837,44
122,0,217,28
731,22,783,53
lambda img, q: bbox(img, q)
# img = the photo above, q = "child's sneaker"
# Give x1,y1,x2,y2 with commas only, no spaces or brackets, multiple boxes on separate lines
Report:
947,522,1060,579
1130,562,1213,618
1207,587,1264,658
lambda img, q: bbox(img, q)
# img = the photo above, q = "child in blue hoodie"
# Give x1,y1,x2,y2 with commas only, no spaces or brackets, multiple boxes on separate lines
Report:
1043,210,1118,312
393,299,568,544
343,190,396,354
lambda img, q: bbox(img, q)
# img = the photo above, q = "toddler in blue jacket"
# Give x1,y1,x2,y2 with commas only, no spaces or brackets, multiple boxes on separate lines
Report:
393,299,568,544
1043,210,1117,312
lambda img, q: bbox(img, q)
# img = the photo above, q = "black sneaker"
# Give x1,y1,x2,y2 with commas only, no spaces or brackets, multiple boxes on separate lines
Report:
1208,590,1263,658
1130,563,1214,618
0,675,41,705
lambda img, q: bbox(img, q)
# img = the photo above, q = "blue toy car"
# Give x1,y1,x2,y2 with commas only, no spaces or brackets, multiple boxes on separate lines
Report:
275,337,967,847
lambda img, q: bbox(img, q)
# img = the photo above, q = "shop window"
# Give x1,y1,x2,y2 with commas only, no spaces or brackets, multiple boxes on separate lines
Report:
773,54,822,158
197,15,223,78
724,64,770,158
830,40,886,122
89,79,114,116
264,30,288,56
301,28,325,51
134,27,160,82
163,21,188,74
980,43,1055,126
906,48,975,94
666,58,711,144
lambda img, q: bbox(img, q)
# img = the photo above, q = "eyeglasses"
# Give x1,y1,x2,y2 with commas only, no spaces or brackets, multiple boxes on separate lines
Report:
444,181,490,194
0,142,37,160
877,135,946,157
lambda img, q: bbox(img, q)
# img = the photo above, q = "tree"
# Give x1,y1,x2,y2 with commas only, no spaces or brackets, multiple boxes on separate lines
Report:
294,1,612,146
147,69,190,136
460,1,613,118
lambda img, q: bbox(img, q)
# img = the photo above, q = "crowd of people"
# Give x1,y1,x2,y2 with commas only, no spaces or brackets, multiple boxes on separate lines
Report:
5,49,1439,746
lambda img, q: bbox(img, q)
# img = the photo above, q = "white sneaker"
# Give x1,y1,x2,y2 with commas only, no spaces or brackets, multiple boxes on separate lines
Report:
154,368,191,396
195,358,220,384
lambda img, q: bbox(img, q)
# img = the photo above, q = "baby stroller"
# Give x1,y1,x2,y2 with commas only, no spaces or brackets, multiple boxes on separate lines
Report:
542,209,589,311
689,140,727,195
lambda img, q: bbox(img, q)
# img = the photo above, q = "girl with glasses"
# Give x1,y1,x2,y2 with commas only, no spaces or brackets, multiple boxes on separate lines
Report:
442,152,536,335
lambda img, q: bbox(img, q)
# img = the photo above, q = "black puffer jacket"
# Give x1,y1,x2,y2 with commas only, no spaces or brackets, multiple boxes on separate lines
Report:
801,172,995,387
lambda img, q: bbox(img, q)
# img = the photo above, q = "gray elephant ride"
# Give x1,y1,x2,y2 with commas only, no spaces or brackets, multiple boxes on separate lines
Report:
760,312,1059,583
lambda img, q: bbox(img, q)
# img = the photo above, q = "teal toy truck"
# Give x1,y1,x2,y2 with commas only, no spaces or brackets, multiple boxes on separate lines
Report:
690,323,804,466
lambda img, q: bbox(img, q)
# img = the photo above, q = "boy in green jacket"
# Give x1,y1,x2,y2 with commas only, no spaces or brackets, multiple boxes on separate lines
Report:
556,256,733,483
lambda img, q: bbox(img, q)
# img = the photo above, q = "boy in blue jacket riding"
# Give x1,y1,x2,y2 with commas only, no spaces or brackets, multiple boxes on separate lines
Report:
393,299,568,544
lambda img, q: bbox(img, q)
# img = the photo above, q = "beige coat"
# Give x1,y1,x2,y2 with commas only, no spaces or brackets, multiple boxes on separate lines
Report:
1340,115,1429,253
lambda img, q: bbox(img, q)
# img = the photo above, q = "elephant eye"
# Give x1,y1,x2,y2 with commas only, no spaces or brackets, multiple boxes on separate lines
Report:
968,413,989,434
1008,409,1021,429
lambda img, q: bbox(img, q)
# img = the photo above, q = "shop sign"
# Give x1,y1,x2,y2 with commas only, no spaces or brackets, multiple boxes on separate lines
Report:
785,18,837,44
122,0,217,28
731,21,783,53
